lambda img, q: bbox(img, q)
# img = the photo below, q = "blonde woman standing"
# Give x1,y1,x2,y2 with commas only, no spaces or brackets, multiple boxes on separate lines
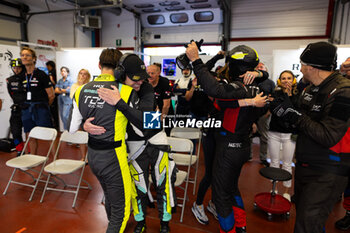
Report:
70,69,91,99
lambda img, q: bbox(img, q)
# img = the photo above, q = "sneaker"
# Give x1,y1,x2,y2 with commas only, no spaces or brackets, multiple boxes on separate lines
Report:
160,221,170,233
207,200,218,220
335,211,350,230
134,220,146,233
261,159,270,167
191,202,209,225
283,193,291,202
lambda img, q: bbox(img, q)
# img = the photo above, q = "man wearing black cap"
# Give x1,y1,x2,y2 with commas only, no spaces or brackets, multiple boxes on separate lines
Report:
68,49,143,233
6,58,26,155
83,54,175,233
270,41,350,233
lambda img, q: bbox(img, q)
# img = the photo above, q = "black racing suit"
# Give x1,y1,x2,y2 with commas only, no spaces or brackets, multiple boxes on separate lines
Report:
126,82,176,223
292,71,350,233
192,59,266,233
6,73,26,152
68,74,142,233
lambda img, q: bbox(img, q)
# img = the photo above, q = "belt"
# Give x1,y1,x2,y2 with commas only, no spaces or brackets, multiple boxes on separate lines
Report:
88,137,122,150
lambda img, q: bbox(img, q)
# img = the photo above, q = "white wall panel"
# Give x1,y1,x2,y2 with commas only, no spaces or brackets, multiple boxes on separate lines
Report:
231,0,329,38
101,10,135,48
4,0,91,48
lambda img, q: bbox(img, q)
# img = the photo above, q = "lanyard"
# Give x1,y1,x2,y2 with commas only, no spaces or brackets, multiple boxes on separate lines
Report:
26,73,34,91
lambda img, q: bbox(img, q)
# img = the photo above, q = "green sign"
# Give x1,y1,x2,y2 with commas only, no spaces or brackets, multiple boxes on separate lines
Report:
116,39,122,47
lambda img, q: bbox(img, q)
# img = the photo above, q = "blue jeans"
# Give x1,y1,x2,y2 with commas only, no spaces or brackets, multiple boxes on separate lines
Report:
58,96,72,130
22,102,52,133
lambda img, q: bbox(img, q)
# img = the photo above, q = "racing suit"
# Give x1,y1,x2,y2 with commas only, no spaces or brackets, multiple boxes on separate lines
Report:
127,82,176,223
292,71,350,233
6,73,26,152
68,74,141,233
192,59,266,233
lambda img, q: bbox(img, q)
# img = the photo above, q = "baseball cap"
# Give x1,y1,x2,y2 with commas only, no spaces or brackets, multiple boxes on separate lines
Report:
123,55,150,81
300,41,337,71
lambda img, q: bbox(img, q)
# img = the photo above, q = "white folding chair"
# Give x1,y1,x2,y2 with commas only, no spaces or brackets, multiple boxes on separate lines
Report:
40,130,92,208
3,126,57,201
167,136,195,223
170,127,202,195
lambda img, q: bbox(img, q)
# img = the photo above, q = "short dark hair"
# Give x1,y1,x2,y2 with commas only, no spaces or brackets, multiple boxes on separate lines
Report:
60,66,70,73
99,48,123,69
153,62,162,71
46,60,56,69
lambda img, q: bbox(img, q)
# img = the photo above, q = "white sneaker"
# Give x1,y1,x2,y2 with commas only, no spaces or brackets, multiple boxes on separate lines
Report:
283,193,291,202
207,200,218,220
191,202,209,225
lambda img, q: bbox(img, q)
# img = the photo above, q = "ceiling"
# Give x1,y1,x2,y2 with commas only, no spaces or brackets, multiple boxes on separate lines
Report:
61,0,220,14
123,0,220,14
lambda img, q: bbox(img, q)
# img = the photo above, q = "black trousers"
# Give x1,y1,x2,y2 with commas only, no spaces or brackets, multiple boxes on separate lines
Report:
88,147,132,233
294,164,348,233
196,128,216,205
212,135,250,231
10,108,23,145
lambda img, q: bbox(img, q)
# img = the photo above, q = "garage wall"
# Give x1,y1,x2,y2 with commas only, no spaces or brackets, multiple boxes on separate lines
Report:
100,9,136,48
0,4,22,45
231,0,330,38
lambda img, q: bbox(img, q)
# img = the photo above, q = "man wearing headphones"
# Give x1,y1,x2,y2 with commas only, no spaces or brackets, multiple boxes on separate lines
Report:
270,42,350,233
68,49,143,233
82,54,175,233
6,58,26,155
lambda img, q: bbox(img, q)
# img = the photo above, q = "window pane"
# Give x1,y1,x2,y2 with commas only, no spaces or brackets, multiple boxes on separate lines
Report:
191,4,211,9
147,15,165,25
186,0,208,3
165,6,185,11
170,13,188,23
194,11,213,22
135,4,154,8
143,8,161,13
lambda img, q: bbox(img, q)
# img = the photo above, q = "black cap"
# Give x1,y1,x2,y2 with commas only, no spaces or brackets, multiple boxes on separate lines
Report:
123,55,150,81
300,41,337,71
10,58,22,67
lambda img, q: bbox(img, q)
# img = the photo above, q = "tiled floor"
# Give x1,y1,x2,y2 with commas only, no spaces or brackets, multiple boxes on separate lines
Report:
0,138,347,233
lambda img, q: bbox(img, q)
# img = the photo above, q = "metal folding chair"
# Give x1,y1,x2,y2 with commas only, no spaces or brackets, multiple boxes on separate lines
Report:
40,130,92,208
170,127,202,195
167,136,195,222
3,126,57,201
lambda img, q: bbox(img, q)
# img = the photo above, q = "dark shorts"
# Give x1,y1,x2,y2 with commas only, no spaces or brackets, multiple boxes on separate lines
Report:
22,102,52,133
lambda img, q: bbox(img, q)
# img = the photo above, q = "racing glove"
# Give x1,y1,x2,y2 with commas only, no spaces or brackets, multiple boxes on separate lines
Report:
270,94,302,125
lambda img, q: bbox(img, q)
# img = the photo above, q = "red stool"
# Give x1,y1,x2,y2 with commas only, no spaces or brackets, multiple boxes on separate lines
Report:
254,167,292,220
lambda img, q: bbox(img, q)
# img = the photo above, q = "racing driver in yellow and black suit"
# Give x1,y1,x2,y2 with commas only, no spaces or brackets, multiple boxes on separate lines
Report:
83,53,176,233
68,48,143,233
186,42,268,233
